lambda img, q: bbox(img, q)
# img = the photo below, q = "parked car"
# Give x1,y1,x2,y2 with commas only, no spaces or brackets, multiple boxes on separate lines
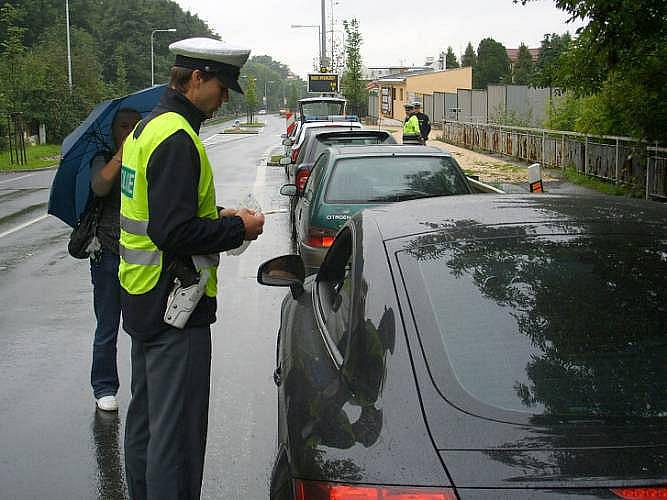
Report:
258,194,667,500
290,129,397,184
286,129,397,239
298,96,347,119
282,145,472,273
286,118,362,165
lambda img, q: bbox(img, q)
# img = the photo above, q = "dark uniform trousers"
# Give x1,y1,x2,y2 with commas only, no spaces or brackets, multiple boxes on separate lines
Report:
124,325,212,500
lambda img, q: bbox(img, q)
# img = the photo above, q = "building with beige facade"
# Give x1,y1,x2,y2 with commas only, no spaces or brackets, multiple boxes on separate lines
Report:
369,66,473,121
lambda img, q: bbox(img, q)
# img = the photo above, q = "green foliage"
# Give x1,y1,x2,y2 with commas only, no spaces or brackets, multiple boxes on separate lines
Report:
287,82,299,110
548,74,657,139
0,143,61,171
474,38,511,89
244,76,257,123
445,47,459,69
224,56,306,116
461,42,476,68
342,18,367,117
0,0,306,147
562,167,637,196
513,43,533,85
517,0,666,141
531,32,571,88
492,108,531,127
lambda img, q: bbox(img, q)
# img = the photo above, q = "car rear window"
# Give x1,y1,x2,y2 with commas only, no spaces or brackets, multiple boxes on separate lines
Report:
309,135,395,162
404,232,667,420
324,156,470,203
301,102,345,117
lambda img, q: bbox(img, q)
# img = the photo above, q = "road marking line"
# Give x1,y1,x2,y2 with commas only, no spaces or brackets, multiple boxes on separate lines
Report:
0,213,49,239
0,173,36,185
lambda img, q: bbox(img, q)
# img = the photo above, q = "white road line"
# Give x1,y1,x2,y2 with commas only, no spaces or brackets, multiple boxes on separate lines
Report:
0,173,36,185
0,213,49,239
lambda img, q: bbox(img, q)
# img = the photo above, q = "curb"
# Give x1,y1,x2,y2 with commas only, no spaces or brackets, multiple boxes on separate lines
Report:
0,164,59,173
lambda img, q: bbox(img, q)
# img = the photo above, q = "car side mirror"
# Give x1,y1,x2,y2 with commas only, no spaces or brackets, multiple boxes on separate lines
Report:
280,184,298,197
282,138,293,146
280,157,292,166
257,254,305,298
280,133,288,139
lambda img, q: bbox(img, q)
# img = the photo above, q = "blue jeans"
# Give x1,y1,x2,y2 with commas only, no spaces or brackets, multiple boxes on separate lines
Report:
90,248,121,399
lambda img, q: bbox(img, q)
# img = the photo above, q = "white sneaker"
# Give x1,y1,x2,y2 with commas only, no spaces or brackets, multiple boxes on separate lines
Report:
96,395,119,412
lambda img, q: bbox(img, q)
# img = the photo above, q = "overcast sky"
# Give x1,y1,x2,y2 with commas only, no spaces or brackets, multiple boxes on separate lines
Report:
174,0,585,78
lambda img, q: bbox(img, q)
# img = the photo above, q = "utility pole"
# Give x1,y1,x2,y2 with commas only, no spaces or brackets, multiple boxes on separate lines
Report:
320,0,327,70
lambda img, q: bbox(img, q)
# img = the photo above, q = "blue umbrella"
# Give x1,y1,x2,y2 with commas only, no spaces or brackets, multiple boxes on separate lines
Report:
48,84,167,227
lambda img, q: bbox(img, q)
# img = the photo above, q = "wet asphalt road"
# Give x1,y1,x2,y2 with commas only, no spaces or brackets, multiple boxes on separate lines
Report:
0,115,292,499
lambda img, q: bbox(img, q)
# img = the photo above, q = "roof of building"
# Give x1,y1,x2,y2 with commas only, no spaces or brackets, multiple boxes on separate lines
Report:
506,47,540,62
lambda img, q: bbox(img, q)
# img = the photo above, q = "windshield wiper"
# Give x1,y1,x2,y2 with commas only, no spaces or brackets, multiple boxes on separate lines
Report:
367,190,443,202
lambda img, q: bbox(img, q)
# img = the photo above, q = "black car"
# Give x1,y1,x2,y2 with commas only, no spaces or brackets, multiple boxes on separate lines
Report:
258,194,667,499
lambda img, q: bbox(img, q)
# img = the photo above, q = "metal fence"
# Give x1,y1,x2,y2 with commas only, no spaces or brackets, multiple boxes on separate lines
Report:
440,120,667,199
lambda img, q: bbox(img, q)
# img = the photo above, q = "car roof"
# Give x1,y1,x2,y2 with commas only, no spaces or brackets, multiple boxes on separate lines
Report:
302,121,362,129
360,193,667,242
327,144,450,157
314,129,392,139
299,97,346,103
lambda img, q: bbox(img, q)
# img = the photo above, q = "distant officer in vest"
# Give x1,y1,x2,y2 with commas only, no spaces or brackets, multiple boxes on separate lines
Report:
402,102,422,145
119,37,264,500
413,101,431,143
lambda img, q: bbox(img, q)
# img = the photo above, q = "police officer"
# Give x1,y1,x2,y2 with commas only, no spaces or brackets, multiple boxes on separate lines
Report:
402,102,422,144
119,37,264,500
413,101,431,143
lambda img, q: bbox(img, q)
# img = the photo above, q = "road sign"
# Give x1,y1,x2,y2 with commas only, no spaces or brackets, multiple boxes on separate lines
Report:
308,73,339,93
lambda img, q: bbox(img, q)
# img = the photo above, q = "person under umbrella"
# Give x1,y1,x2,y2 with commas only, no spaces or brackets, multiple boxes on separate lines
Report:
89,108,141,412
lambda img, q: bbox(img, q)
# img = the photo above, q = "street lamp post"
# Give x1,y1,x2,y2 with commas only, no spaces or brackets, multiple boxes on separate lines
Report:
291,24,323,70
65,0,72,91
264,80,275,112
151,28,176,86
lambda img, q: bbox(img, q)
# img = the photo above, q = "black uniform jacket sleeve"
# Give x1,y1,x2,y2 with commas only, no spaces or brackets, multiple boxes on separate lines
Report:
146,130,245,255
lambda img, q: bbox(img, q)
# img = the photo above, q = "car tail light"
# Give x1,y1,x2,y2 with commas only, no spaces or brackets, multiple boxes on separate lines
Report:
296,168,310,191
295,479,457,500
611,487,667,498
291,146,300,163
307,227,336,248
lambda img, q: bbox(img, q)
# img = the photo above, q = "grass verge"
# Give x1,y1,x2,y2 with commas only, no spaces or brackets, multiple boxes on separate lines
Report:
222,128,259,134
204,114,236,126
562,167,639,196
240,122,265,127
0,144,61,171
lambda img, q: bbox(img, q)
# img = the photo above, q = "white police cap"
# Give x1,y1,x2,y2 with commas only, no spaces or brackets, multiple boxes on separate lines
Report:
169,37,251,93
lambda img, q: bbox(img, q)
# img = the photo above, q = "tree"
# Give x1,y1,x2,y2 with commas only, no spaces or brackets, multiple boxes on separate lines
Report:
474,38,511,89
513,43,534,84
461,42,476,68
517,0,666,141
341,19,367,117
244,77,257,123
445,47,459,69
531,32,571,88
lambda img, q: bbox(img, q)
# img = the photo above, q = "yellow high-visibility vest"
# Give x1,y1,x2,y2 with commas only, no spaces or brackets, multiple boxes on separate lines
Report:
119,112,219,297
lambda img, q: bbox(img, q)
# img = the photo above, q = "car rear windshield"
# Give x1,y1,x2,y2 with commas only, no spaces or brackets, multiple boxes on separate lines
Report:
301,102,345,117
309,135,394,162
406,232,667,420
325,156,469,203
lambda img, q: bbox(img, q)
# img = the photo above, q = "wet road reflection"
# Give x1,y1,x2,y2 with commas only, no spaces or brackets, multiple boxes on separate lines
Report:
92,410,127,500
